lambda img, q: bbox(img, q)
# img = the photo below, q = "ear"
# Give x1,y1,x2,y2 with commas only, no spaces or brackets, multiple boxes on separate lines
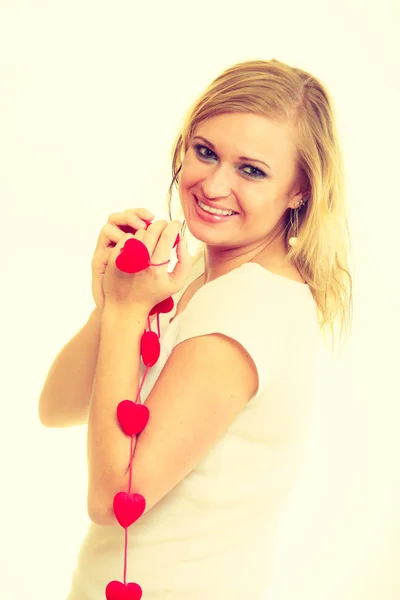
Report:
289,190,307,209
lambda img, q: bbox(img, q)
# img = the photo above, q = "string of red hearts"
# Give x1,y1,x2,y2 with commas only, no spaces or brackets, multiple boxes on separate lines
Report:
105,219,180,600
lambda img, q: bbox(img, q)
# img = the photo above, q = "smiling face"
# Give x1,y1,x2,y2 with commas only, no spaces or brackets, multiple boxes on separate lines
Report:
178,112,308,265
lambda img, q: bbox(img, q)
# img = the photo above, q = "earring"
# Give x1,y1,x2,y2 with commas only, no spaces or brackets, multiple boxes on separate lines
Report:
288,198,307,247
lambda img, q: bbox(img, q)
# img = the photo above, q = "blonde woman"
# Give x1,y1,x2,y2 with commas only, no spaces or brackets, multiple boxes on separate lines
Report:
39,58,353,599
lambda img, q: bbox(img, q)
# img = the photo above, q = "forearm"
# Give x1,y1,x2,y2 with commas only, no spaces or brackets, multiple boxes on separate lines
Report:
87,306,148,523
38,307,102,428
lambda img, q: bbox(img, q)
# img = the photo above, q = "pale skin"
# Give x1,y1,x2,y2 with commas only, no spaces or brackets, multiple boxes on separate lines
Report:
89,112,309,524
171,112,307,319
178,112,309,286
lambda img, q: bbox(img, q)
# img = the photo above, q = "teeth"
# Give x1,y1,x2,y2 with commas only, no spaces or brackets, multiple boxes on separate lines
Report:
197,198,235,216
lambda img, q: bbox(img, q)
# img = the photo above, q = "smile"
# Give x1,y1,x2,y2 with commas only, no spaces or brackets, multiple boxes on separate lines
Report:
194,196,238,223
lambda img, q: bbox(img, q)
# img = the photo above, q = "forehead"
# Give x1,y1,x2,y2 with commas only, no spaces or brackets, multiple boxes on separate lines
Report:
193,112,298,167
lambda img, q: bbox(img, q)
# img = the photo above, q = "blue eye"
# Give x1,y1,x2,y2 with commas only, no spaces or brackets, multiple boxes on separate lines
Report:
195,144,216,160
194,144,267,179
241,165,266,179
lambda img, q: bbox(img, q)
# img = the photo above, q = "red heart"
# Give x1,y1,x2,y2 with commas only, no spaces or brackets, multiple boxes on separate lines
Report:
117,400,149,436
105,580,142,600
116,238,150,273
149,296,174,316
113,492,146,528
140,330,160,367
116,231,180,273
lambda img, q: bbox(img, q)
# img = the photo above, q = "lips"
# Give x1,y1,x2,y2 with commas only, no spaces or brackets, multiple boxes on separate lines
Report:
194,195,238,215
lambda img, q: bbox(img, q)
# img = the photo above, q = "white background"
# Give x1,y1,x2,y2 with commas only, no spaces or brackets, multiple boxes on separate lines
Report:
1,0,399,598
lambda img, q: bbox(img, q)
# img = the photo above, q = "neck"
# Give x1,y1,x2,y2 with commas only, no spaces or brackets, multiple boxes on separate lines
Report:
200,237,288,284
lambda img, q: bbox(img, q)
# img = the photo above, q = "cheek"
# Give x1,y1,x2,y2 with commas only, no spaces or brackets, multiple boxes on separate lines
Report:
179,154,207,190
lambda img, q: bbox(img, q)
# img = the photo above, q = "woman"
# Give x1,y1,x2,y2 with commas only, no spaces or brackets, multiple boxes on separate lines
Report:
39,58,353,599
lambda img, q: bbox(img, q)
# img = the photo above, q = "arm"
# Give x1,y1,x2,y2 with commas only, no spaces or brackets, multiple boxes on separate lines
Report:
87,304,259,525
87,307,146,522
38,306,159,428
38,307,102,428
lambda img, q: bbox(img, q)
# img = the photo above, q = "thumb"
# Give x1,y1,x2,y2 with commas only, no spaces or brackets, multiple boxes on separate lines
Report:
170,237,194,287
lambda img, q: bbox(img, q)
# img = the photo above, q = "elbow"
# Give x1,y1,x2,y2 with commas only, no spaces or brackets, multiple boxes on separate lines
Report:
88,510,109,526
87,497,115,526
88,509,108,526
38,405,53,428
87,482,117,526
87,462,135,526
38,397,60,428
38,411,62,428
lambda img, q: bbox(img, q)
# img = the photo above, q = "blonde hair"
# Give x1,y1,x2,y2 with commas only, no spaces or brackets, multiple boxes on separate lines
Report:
166,59,353,359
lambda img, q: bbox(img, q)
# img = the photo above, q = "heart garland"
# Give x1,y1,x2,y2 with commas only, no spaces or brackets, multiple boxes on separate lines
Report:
103,219,179,599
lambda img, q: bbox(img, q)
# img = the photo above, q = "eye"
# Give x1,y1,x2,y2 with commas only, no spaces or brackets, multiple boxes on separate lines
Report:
241,165,266,179
193,143,267,180
194,144,217,160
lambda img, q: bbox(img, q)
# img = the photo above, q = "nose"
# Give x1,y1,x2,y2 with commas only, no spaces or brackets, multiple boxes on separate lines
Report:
201,165,232,200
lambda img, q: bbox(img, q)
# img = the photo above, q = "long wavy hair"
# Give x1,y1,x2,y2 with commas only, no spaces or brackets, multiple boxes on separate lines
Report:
166,59,353,358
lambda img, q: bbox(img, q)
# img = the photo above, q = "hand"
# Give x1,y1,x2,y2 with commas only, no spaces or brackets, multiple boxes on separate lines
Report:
91,208,155,312
102,219,193,314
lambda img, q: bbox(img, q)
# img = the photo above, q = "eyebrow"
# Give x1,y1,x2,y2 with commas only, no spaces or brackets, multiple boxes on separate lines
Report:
192,135,272,170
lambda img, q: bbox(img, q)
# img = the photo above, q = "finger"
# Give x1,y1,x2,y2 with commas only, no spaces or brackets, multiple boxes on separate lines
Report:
107,211,149,232
124,208,155,228
99,223,132,249
126,208,155,220
142,219,169,257
170,235,194,286
150,220,181,266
